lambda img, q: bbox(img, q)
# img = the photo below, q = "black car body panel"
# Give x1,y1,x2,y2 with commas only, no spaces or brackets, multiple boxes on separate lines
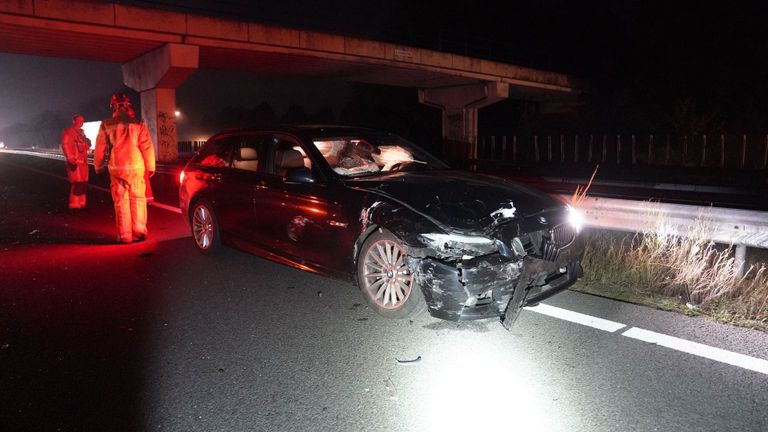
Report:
180,125,585,323
348,170,560,233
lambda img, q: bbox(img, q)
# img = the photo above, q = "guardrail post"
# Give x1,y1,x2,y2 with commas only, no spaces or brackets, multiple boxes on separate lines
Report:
602,135,607,163
534,135,540,162
720,134,725,168
617,135,621,165
648,134,654,165
741,135,747,169
631,134,637,165
491,135,496,159
702,134,707,167
502,136,507,160
666,135,671,165
512,135,517,162
547,136,552,162
560,135,565,162
764,135,768,168
735,244,747,278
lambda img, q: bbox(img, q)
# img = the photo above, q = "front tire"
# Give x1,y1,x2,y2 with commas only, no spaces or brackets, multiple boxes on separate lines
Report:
190,200,220,254
357,229,425,319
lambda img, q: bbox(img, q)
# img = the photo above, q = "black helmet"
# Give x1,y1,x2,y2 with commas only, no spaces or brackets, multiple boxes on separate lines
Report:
110,92,132,111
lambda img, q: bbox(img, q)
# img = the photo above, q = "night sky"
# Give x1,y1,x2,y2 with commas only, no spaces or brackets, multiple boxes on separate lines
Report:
2,1,768,145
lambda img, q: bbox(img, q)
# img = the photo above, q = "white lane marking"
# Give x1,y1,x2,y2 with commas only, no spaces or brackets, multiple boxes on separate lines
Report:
622,327,768,375
1,157,182,214
524,303,626,332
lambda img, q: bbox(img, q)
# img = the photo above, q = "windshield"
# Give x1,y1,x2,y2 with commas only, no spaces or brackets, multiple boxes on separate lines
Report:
309,131,448,177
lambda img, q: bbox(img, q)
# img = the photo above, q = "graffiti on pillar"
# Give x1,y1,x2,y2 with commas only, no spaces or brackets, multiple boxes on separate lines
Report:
157,111,176,161
446,112,471,160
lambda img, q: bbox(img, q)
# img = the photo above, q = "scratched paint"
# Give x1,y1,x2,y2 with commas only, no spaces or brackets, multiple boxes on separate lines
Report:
287,215,311,242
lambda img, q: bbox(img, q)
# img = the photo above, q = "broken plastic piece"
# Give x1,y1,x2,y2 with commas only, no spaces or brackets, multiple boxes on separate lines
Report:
396,355,422,365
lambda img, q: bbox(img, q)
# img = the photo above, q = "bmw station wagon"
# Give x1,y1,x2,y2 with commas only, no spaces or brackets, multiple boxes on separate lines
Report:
179,126,585,328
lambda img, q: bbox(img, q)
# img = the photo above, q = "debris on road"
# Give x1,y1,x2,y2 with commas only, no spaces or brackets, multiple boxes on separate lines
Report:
396,356,422,365
28,229,39,235
317,290,323,297
385,378,398,401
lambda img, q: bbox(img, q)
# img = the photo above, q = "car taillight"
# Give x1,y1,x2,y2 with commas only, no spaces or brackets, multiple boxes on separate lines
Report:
179,171,185,184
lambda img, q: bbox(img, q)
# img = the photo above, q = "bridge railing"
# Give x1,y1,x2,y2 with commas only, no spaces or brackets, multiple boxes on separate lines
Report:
477,134,768,170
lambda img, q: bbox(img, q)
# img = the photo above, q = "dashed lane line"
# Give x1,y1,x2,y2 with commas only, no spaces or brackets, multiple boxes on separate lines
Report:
524,303,626,332
526,303,768,376
622,327,768,375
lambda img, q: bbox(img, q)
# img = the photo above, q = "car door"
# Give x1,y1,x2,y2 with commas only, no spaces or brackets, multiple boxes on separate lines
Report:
253,134,346,272
190,134,234,224
213,133,270,243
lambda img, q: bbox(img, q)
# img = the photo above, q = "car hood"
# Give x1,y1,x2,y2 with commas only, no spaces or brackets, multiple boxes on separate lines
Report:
346,170,564,233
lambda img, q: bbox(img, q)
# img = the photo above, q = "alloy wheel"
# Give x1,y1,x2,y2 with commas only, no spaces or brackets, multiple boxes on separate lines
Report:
193,205,214,249
362,239,412,309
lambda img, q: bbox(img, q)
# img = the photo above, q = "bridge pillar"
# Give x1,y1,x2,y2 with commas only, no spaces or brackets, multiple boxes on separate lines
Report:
419,82,508,161
122,43,199,162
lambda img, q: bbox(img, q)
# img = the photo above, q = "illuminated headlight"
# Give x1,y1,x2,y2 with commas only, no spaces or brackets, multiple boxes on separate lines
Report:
419,233,498,257
567,205,585,232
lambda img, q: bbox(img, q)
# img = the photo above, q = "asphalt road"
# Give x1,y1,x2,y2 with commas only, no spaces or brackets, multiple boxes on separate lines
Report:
1,153,767,432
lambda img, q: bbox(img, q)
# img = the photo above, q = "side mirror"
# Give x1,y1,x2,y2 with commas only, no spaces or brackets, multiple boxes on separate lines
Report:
286,167,315,184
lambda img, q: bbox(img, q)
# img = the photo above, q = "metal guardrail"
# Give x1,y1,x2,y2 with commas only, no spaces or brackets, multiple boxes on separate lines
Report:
566,195,768,275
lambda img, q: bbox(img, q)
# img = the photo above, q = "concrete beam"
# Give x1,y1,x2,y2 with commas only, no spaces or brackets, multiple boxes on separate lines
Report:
1,1,580,93
419,82,509,160
122,43,199,92
122,44,199,163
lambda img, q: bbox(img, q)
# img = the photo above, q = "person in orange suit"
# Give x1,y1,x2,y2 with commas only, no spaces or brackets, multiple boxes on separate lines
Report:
126,105,155,205
60,114,90,209
94,93,156,243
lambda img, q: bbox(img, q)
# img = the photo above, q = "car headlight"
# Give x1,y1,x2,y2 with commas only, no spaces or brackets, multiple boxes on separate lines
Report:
567,204,585,232
419,233,498,257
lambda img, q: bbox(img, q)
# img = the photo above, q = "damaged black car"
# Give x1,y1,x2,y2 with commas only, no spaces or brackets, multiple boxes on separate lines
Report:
180,126,586,328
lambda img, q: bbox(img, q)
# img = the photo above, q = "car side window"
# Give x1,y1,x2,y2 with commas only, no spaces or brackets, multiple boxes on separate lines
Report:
196,136,234,168
232,134,269,173
268,135,313,178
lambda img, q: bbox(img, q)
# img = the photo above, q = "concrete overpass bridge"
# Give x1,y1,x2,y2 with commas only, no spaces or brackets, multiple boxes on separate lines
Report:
0,0,580,162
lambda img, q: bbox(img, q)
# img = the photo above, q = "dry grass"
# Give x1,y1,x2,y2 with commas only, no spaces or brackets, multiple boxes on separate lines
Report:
578,217,768,330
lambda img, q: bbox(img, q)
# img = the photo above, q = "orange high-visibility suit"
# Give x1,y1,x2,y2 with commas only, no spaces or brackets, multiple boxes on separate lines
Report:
94,110,156,243
61,119,90,209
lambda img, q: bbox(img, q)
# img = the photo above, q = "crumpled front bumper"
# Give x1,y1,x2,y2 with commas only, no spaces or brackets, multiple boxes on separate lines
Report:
409,241,584,321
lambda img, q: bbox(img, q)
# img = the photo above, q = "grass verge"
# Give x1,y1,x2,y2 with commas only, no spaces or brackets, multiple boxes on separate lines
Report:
573,227,768,333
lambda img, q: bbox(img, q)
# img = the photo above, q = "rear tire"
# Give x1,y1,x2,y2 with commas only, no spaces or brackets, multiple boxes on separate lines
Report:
190,200,220,254
357,229,426,319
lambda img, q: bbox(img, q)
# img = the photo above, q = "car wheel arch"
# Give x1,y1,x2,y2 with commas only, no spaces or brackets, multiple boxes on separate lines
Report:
352,224,380,277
